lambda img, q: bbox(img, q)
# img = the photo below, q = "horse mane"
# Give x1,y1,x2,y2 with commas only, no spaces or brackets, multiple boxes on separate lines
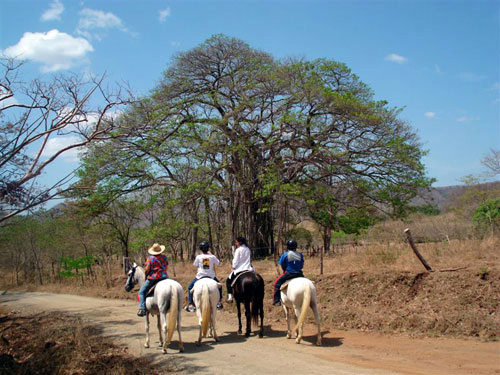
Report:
134,266,146,286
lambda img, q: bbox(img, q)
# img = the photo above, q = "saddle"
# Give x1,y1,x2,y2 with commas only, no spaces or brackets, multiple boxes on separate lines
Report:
188,276,222,293
279,275,304,291
146,284,157,298
230,270,254,288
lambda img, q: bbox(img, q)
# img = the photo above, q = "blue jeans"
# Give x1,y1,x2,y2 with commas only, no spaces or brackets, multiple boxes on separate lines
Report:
187,277,222,304
138,278,163,310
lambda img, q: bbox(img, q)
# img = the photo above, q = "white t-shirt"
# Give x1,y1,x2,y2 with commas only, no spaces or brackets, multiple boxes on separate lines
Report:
194,253,220,279
232,245,254,274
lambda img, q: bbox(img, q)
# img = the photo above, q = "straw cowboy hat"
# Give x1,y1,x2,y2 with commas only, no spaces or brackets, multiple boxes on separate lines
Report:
148,243,166,255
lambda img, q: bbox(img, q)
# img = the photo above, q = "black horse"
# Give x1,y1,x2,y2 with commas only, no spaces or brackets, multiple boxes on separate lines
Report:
232,271,265,338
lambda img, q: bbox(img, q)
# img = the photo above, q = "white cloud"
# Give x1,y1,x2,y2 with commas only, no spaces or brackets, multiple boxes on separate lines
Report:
41,136,84,162
1,29,93,72
434,64,441,74
77,8,132,39
159,7,171,23
424,112,435,118
385,53,407,64
170,41,180,46
456,116,479,123
41,0,64,21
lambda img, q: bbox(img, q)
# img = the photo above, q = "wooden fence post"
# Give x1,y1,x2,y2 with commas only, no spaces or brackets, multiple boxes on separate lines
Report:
404,228,433,272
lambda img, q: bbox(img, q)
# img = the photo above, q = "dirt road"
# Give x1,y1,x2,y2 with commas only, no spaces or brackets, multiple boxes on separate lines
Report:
1,292,498,375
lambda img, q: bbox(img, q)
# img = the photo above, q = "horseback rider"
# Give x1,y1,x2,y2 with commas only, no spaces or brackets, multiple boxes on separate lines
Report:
226,236,254,303
137,243,169,317
185,241,224,312
272,239,304,306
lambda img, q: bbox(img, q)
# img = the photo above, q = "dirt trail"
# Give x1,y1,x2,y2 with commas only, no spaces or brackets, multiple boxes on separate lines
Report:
1,292,498,375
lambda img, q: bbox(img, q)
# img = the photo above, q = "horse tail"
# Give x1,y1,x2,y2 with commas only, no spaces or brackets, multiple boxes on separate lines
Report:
201,283,210,338
251,274,262,326
167,284,178,344
296,283,311,330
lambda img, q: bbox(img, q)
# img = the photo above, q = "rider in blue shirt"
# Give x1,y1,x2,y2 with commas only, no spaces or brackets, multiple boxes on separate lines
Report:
273,239,304,306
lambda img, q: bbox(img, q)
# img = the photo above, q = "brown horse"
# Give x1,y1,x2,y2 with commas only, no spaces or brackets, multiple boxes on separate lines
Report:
232,271,265,337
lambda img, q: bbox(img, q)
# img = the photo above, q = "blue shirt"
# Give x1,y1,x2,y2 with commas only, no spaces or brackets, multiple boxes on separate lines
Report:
278,251,304,273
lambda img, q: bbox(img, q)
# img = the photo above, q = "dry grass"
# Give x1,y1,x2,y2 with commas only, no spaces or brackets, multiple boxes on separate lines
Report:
0,308,165,375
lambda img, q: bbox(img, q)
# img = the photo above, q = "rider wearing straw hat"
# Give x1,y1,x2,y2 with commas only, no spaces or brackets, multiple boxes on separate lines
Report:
137,243,169,317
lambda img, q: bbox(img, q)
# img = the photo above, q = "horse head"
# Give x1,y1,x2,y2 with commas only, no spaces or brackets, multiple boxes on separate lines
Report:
124,262,138,292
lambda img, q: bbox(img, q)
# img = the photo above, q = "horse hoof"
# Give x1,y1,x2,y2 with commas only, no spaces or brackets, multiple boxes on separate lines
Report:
162,348,167,354
258,334,263,338
179,346,185,353
245,333,250,338
157,342,163,347
237,330,242,335
286,334,292,339
195,341,201,347
295,338,302,344
144,343,149,348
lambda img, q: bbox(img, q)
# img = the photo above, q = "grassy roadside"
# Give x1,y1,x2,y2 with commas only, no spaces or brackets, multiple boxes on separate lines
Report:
2,237,499,342
0,307,166,375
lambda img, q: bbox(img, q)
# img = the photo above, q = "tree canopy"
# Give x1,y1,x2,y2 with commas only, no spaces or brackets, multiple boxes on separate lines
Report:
74,34,433,256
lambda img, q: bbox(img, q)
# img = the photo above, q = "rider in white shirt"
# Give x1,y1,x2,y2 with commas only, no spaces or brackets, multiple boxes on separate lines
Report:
226,236,254,302
185,241,223,312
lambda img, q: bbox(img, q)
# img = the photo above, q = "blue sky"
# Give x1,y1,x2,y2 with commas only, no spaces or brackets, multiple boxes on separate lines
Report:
1,0,499,190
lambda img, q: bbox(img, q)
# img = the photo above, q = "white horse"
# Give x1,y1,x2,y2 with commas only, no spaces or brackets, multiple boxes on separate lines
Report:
192,278,221,345
280,277,322,346
124,263,184,353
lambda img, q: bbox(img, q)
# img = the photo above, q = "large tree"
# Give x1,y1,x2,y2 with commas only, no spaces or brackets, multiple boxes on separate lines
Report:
74,35,433,256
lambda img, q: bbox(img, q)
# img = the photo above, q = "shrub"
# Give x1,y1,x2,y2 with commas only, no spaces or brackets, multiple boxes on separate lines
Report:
473,198,500,236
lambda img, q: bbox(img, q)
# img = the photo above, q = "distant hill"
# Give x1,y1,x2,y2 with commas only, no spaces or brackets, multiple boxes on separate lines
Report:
413,181,500,210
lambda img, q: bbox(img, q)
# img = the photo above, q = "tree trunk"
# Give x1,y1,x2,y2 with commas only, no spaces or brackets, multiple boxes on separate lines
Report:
204,196,214,247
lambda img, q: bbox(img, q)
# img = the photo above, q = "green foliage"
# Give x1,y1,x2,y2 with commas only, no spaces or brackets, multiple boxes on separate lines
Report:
338,207,378,234
473,198,500,234
286,227,313,247
59,256,95,278
409,204,440,216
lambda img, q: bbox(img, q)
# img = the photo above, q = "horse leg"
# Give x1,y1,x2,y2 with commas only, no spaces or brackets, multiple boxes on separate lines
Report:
236,301,242,335
207,301,213,338
177,302,184,352
258,300,264,338
144,313,150,348
311,301,322,346
244,300,251,337
160,312,168,354
293,305,303,344
212,303,220,342
195,303,203,346
157,315,163,347
284,305,293,339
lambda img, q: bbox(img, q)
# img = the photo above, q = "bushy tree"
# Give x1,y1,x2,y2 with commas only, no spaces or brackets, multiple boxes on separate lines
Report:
74,35,433,256
473,198,500,235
